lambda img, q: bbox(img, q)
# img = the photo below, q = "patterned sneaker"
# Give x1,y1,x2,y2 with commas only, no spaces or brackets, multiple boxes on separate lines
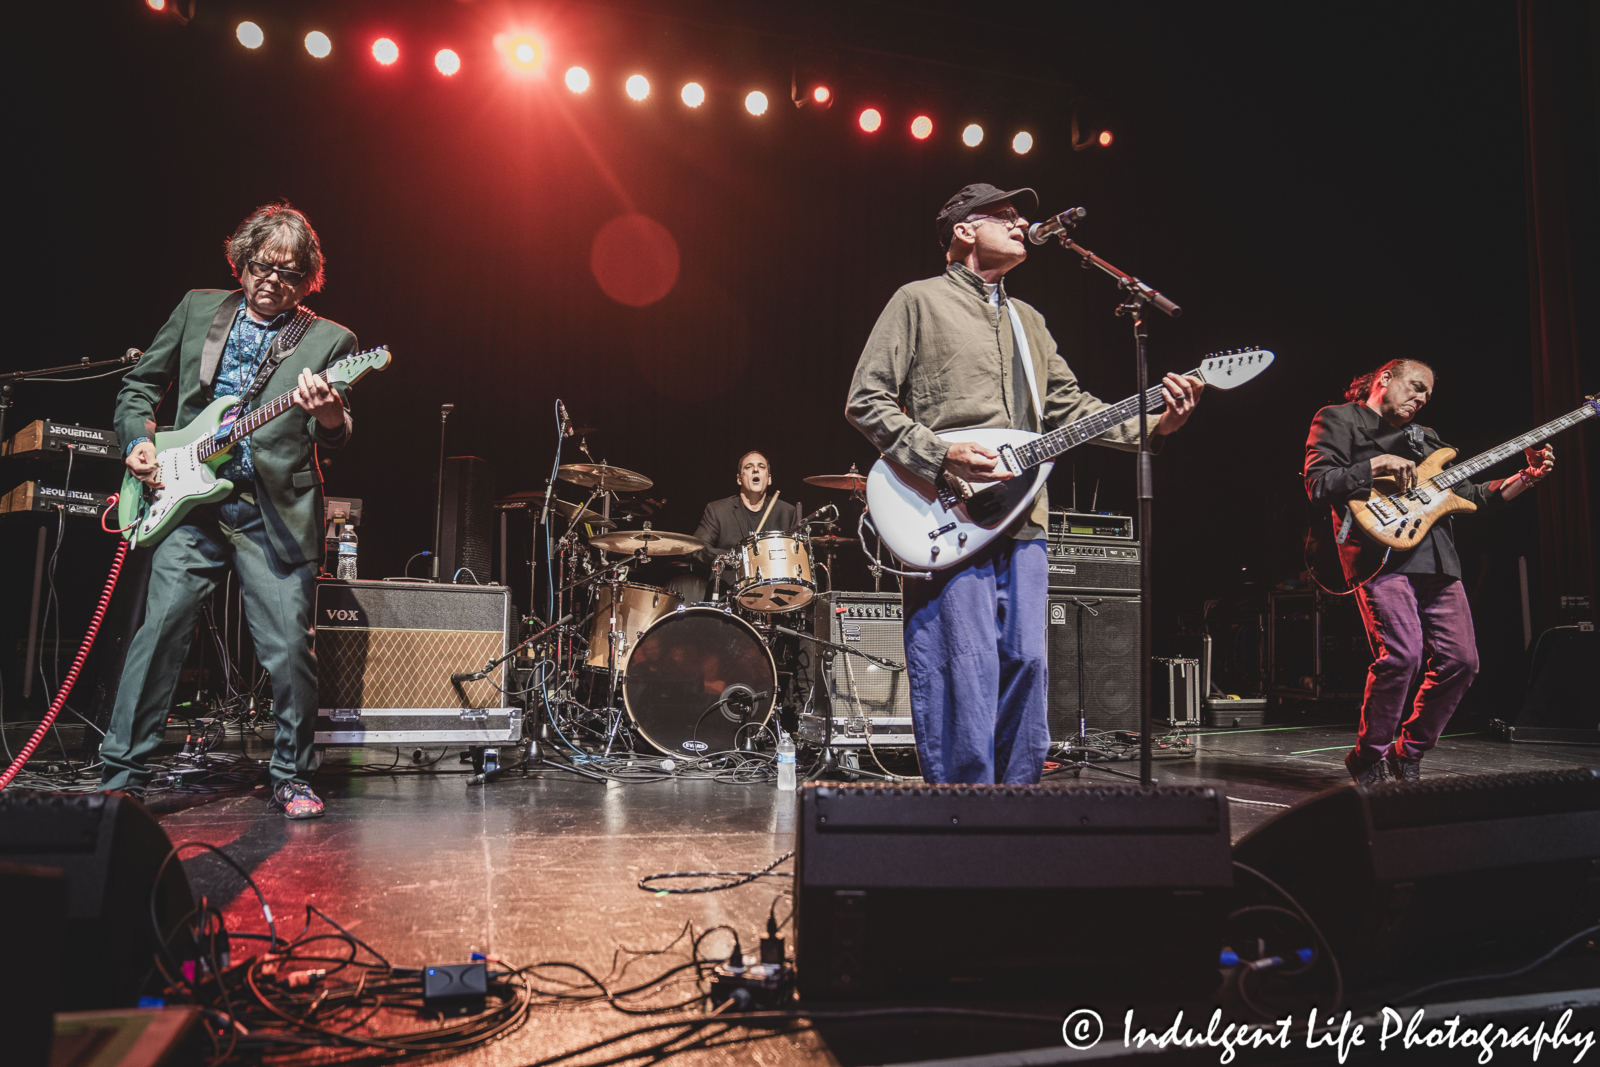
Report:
1385,753,1422,781
1343,750,1390,786
273,781,326,819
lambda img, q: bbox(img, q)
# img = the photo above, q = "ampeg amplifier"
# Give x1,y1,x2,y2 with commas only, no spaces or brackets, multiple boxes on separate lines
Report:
797,591,915,749
1047,538,1140,594
314,580,518,745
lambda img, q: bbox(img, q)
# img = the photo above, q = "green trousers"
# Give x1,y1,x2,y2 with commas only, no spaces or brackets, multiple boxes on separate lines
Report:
100,491,318,789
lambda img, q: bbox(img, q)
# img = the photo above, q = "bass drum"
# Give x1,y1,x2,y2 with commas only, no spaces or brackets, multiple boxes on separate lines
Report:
623,607,777,758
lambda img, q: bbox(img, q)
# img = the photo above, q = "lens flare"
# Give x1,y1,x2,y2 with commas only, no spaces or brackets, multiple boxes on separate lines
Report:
236,22,264,49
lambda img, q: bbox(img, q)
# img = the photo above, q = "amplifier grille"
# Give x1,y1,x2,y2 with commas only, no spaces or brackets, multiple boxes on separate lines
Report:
318,627,502,709
1046,594,1140,736
809,592,910,719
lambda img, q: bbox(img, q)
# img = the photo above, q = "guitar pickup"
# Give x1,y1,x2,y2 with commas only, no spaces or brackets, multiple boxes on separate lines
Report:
1366,499,1394,525
1390,496,1409,515
1410,489,1432,504
997,443,1022,475
929,523,957,540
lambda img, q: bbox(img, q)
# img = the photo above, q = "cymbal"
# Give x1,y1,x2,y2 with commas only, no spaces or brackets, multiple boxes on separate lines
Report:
803,472,868,491
551,500,616,528
558,463,653,492
809,535,855,546
589,529,706,556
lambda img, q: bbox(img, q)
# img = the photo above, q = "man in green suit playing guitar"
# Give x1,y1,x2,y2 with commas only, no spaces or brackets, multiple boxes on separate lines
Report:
102,202,358,818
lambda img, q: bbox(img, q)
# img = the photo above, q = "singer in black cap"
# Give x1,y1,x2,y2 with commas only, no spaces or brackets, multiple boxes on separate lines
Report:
846,183,1203,785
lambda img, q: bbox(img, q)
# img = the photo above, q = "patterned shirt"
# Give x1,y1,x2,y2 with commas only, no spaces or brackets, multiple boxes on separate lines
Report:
213,305,289,484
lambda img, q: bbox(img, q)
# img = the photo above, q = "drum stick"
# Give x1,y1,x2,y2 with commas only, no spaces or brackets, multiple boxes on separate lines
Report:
755,489,780,532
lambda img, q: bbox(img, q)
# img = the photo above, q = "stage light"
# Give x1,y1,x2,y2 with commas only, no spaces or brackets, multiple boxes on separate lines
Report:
858,108,882,133
372,38,399,65
1012,131,1034,154
565,66,590,93
626,75,650,100
304,32,331,59
1098,130,1113,147
681,82,705,107
910,115,933,140
962,123,983,147
146,0,165,10
494,32,545,73
236,21,264,49
745,91,768,116
435,49,460,76
812,85,831,105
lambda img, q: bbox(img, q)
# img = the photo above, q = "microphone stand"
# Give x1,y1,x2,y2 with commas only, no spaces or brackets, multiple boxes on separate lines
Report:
771,623,904,780
1045,218,1180,787
431,403,454,581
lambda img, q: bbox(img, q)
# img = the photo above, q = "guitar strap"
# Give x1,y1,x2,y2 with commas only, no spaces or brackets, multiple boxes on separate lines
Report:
237,305,318,409
1004,302,1044,430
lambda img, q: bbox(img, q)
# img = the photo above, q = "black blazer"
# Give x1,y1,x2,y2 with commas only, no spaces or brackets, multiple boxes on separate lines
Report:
692,495,799,565
1304,401,1499,582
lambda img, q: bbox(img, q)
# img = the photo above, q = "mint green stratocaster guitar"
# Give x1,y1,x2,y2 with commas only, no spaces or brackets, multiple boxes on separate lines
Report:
117,346,392,547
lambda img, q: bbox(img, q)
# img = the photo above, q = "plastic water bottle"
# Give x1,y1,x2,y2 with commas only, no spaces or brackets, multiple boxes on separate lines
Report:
336,525,359,579
776,730,797,791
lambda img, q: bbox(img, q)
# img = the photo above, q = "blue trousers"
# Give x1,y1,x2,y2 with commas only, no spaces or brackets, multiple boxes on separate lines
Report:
101,491,319,790
901,537,1050,784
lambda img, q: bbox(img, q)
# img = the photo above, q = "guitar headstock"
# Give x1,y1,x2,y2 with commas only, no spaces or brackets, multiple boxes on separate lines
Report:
1194,348,1275,389
327,346,392,385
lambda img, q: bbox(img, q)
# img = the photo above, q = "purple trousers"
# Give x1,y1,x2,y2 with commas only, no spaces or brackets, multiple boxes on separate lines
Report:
1350,573,1480,765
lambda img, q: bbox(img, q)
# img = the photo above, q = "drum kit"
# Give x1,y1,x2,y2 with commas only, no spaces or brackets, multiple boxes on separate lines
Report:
523,461,882,762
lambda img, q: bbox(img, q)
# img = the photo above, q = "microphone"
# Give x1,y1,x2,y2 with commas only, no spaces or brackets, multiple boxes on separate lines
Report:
557,399,573,437
123,348,143,363
1028,206,1087,245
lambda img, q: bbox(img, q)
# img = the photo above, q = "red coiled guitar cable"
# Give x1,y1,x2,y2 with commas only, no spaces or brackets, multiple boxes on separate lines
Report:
0,499,133,791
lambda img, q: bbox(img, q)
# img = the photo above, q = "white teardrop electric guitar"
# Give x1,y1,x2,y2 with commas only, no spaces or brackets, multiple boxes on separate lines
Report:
865,349,1276,570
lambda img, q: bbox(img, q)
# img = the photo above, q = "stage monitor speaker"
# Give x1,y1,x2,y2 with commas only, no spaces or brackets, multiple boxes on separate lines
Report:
440,455,493,584
795,781,1232,999
314,580,518,745
0,791,194,1011
1233,769,1600,988
1496,626,1599,744
1046,593,1140,737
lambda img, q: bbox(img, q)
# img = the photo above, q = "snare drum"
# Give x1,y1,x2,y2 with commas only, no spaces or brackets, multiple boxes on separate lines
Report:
585,582,683,669
733,532,814,612
623,607,777,757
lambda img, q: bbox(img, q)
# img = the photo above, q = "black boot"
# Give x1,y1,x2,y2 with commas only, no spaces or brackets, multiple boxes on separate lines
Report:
1385,751,1421,781
1344,749,1389,785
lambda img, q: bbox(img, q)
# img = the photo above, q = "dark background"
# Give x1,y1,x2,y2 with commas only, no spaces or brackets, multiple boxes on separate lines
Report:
6,1,1595,724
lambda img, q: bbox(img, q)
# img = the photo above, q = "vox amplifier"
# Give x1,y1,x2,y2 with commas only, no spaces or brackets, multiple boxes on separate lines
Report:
313,580,518,745
797,591,915,749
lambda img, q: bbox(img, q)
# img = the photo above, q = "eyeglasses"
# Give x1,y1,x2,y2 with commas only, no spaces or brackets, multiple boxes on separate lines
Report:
965,209,1024,227
246,259,308,286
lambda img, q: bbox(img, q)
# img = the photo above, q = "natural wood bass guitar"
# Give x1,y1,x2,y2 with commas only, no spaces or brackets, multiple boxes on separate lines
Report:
1350,395,1598,550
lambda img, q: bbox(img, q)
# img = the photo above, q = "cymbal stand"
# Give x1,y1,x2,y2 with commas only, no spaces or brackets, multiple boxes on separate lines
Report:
771,623,904,779
560,546,648,756
1055,597,1140,781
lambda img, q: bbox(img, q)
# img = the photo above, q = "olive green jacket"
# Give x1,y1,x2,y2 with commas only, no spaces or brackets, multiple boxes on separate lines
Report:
115,288,357,565
846,263,1157,528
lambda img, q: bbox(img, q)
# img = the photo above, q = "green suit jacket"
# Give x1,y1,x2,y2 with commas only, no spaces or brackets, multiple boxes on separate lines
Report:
116,288,358,565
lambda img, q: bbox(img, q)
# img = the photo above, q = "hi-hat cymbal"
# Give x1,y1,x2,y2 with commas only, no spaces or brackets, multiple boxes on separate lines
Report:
589,529,706,556
803,472,868,491
558,463,653,492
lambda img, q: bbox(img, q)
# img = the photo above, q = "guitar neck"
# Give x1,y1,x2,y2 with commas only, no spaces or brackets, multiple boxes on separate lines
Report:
1433,403,1597,489
1012,368,1195,470
197,370,333,462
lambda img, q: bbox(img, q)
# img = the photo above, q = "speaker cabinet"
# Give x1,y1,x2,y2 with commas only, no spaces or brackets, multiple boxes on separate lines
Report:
314,580,518,745
1233,769,1600,988
0,791,194,1010
796,591,914,748
1046,593,1140,737
439,456,493,584
1496,627,1600,743
796,781,1232,999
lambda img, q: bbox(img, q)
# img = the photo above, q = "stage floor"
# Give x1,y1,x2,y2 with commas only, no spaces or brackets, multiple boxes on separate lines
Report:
137,719,1598,1066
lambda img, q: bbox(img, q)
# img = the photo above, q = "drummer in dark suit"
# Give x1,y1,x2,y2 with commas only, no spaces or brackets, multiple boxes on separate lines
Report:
678,451,799,600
